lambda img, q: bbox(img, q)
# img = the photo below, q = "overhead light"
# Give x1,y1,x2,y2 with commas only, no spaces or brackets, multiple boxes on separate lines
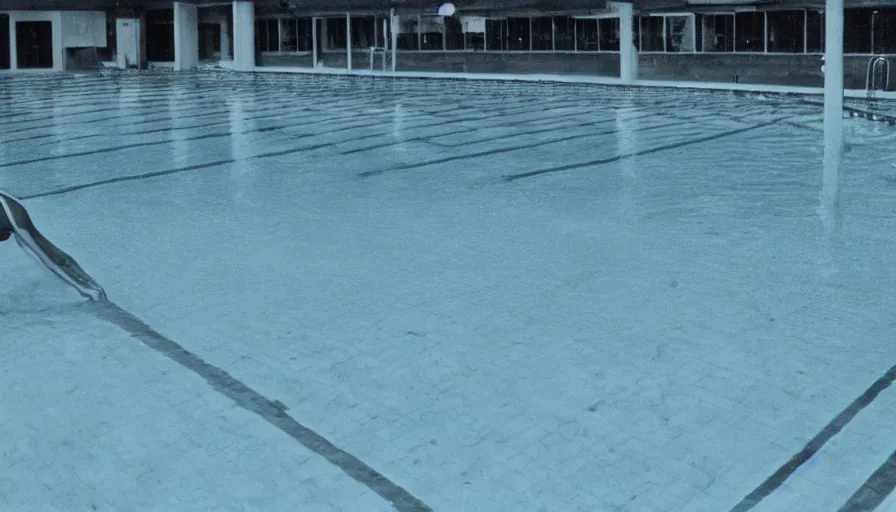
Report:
438,3,457,16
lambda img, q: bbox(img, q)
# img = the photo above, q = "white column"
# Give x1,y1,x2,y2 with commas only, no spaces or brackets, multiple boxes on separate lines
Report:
617,2,637,84
173,2,199,71
220,18,230,60
8,15,17,71
232,0,255,71
821,0,844,268
312,17,318,67
51,12,64,71
390,8,398,72
346,12,352,70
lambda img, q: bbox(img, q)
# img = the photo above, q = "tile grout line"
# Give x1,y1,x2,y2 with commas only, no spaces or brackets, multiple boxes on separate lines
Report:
86,299,433,512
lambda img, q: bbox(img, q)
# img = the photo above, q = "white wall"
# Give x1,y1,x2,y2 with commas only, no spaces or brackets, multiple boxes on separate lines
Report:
1,10,105,72
60,11,106,48
5,10,64,71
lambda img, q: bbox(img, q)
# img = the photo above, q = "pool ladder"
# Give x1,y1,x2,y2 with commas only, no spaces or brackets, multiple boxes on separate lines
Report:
368,46,391,71
866,57,890,99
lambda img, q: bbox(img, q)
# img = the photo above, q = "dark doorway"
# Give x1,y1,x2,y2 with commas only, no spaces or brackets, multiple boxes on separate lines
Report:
0,15,10,70
145,9,174,62
198,22,220,60
314,17,324,64
95,15,118,62
16,20,54,69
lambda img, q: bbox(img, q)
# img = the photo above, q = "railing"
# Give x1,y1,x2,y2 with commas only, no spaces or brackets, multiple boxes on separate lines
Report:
368,46,390,71
866,57,890,98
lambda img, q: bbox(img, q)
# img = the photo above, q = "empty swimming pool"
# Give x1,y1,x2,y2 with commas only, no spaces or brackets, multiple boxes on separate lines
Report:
1,71,895,512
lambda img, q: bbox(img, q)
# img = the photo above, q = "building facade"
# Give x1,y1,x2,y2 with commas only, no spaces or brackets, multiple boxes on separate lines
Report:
1,0,894,90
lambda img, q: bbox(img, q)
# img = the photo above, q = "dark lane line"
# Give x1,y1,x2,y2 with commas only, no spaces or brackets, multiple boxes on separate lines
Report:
838,450,896,512
87,300,433,512
504,118,783,181
358,120,685,178
731,364,896,511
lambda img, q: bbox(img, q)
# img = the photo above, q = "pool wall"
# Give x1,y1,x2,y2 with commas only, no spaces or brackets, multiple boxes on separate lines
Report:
258,51,889,90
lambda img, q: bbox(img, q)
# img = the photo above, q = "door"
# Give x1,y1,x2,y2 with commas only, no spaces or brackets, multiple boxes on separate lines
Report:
16,20,54,69
198,22,220,60
0,15,10,69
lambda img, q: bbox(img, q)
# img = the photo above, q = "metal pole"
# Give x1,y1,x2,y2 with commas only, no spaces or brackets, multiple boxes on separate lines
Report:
390,8,397,71
552,16,555,51
312,17,318,67
871,11,877,54
346,12,352,70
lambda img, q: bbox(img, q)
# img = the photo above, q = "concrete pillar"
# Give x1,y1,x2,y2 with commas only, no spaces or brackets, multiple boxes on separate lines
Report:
821,0,844,266
52,12,63,71
232,0,255,71
220,18,230,60
617,2,637,84
173,2,199,70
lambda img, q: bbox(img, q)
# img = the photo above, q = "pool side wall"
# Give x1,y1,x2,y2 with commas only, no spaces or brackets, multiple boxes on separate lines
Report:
258,51,892,90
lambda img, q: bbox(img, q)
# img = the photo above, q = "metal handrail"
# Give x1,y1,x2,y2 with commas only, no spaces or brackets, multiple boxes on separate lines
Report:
865,56,890,93
368,46,390,71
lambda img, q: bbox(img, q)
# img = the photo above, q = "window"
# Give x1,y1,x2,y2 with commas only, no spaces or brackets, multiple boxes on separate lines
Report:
806,10,824,53
532,17,552,50
634,17,640,50
845,9,872,53
326,17,347,49
279,18,312,52
665,15,695,52
374,17,389,48
445,16,464,50
507,18,530,50
875,8,896,54
255,19,280,52
640,16,664,51
296,18,312,52
598,18,620,51
486,19,506,50
466,32,485,51
280,18,297,51
554,17,574,50
462,16,485,50
350,16,375,49
734,12,763,51
419,17,443,50
396,16,418,50
700,14,734,52
766,11,803,53
574,18,598,51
